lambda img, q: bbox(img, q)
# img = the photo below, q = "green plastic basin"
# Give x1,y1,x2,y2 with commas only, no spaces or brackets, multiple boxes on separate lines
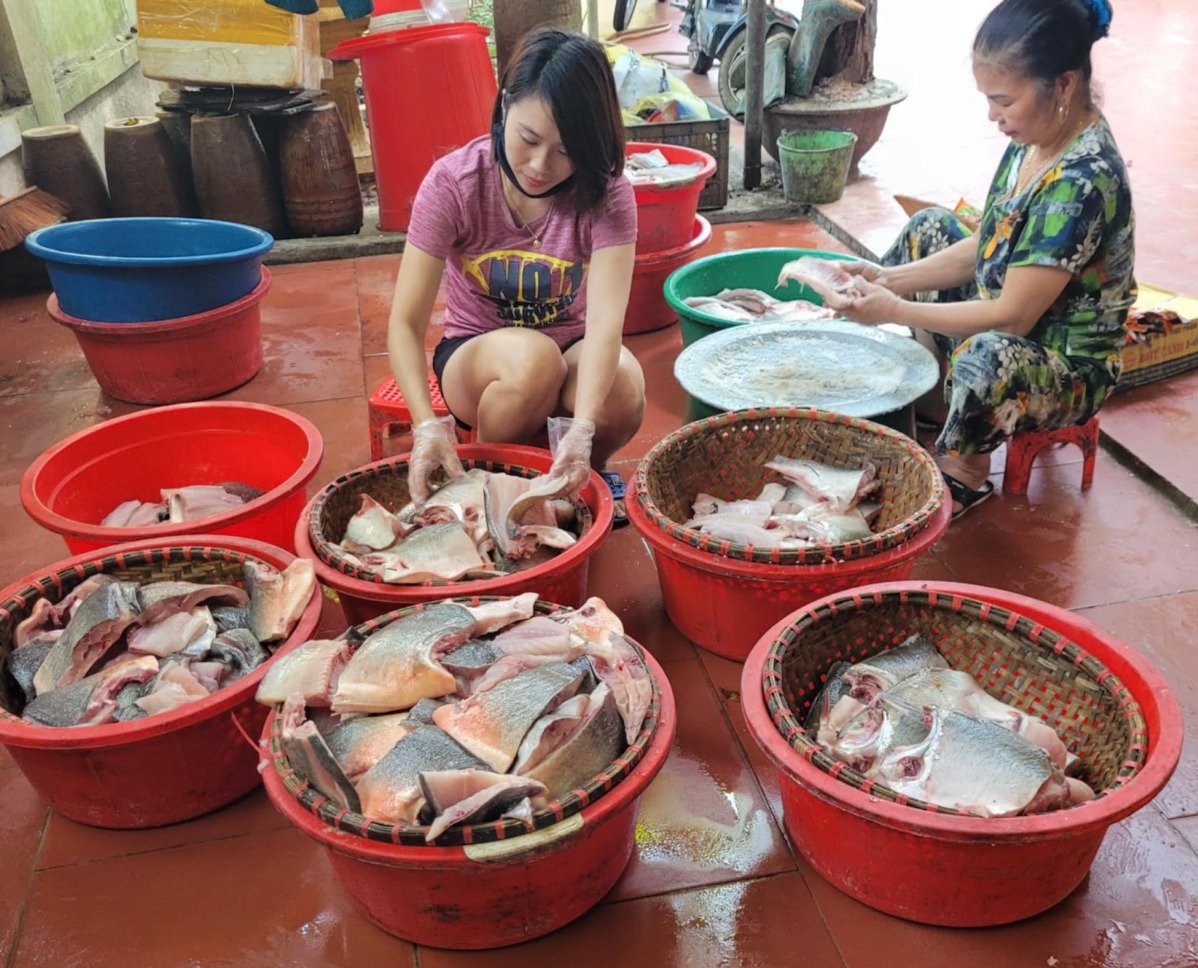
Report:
663,247,863,348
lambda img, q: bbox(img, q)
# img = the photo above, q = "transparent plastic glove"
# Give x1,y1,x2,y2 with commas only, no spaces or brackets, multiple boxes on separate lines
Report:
546,416,596,495
408,415,465,505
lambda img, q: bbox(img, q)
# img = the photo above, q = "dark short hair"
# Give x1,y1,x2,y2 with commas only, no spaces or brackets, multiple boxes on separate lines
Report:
493,28,625,213
974,0,1112,97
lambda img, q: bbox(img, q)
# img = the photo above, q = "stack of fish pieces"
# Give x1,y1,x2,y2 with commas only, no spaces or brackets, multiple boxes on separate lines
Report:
326,469,581,585
8,559,315,727
256,593,654,842
807,636,1097,817
100,481,265,527
682,455,882,548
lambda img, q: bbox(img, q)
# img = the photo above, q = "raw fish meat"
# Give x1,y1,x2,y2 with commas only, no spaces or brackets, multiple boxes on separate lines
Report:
244,559,316,642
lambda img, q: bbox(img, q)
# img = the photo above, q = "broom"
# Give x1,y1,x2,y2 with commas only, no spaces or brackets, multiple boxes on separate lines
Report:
0,186,69,251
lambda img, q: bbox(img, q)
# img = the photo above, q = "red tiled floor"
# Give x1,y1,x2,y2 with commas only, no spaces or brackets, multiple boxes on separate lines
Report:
418,871,845,967
35,789,288,872
609,658,795,902
1075,591,1198,821
0,770,48,967
0,0,1196,959
796,804,1198,968
10,827,409,968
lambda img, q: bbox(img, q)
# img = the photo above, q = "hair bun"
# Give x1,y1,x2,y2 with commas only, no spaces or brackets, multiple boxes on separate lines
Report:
1081,0,1112,41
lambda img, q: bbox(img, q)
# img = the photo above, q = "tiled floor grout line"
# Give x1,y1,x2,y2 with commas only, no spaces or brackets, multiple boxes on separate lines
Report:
1072,586,1198,616
5,809,50,968
1098,431,1198,523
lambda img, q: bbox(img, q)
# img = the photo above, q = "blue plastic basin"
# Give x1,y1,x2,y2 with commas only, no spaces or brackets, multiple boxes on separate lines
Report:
25,218,274,322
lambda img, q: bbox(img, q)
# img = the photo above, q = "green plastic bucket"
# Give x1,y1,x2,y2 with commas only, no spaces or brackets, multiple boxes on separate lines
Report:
777,130,858,204
663,246,862,348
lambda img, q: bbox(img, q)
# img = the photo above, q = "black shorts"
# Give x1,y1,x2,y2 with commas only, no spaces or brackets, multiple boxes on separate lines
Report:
430,332,585,431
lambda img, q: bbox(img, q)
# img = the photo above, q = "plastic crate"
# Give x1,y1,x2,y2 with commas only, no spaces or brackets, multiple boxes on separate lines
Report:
625,109,729,212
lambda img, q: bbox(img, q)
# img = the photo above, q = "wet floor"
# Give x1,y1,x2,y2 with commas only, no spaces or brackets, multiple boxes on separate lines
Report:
1,0,1196,963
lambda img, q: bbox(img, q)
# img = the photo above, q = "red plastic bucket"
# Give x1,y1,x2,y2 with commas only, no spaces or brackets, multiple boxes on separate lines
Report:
260,641,675,948
0,536,323,828
740,581,1183,926
625,141,717,254
623,215,713,336
296,444,613,626
627,475,951,661
329,23,496,232
46,266,269,405
20,401,324,556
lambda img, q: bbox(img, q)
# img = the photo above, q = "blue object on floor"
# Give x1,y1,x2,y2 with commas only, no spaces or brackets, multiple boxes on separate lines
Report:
25,218,274,323
264,0,373,16
599,470,629,529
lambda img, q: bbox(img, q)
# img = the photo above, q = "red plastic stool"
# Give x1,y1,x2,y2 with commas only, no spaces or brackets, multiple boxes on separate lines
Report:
1003,416,1099,495
367,374,471,461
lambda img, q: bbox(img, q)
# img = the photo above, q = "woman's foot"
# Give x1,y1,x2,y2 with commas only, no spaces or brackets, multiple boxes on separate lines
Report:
599,470,628,528
937,453,993,520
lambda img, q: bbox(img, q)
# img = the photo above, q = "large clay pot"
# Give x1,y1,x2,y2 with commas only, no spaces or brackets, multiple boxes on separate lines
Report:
104,116,198,218
190,113,288,237
21,124,111,221
278,103,363,237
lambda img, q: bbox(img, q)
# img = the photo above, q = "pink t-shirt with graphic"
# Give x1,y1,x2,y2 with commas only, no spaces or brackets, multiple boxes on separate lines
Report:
406,135,637,349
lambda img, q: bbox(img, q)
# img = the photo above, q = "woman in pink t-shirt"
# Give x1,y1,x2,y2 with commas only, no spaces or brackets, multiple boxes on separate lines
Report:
388,27,643,522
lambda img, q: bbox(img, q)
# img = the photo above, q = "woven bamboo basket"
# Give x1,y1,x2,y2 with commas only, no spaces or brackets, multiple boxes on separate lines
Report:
307,455,596,584
740,581,1183,926
0,537,322,828
263,597,664,847
632,408,946,565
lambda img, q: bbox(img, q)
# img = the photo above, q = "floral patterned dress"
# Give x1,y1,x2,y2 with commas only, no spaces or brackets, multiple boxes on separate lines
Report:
881,116,1136,456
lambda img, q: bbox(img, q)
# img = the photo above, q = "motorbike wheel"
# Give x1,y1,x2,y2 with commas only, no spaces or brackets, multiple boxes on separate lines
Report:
613,0,638,31
716,24,793,118
688,40,714,75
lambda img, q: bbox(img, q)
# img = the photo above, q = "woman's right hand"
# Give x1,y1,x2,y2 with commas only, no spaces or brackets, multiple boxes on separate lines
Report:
408,415,466,504
842,260,886,286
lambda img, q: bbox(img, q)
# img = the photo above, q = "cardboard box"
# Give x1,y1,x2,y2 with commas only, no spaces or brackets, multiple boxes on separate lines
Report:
1116,284,1198,391
136,0,323,90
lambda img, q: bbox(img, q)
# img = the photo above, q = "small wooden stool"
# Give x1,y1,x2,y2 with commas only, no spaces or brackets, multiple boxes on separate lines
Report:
1002,416,1100,495
367,374,470,461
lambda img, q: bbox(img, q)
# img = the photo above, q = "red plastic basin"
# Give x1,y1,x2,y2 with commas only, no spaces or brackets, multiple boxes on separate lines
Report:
46,266,269,405
260,640,675,948
296,444,613,626
0,536,323,828
627,475,951,661
623,215,713,336
20,401,324,556
740,581,1184,926
625,141,717,254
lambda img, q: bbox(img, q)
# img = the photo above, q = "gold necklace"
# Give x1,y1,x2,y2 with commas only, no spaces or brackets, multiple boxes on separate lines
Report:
504,181,550,250
1013,113,1093,195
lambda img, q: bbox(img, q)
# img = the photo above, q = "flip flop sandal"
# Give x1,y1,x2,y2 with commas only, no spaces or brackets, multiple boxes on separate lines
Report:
599,470,629,529
942,472,995,521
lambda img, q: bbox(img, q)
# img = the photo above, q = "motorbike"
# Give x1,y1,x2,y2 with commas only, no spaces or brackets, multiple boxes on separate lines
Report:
676,1,798,116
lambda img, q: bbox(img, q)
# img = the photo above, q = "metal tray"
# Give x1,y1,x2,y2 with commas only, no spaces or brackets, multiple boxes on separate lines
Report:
673,319,939,417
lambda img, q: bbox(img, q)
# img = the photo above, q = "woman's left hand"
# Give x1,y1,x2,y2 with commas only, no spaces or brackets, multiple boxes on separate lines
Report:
824,278,905,327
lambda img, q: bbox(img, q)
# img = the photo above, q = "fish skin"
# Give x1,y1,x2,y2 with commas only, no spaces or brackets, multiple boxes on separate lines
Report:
6,636,59,704
24,655,159,727
520,684,626,799
764,456,874,513
874,706,1064,817
208,628,270,675
254,639,353,706
330,603,474,714
843,634,947,703
322,711,413,780
356,725,487,823
363,522,486,584
280,696,361,813
433,663,585,772
397,469,490,524
406,697,451,724
15,598,56,646
804,660,851,734
136,581,248,625
32,581,141,696
211,606,251,634
440,640,500,675
419,771,548,842
244,559,316,643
